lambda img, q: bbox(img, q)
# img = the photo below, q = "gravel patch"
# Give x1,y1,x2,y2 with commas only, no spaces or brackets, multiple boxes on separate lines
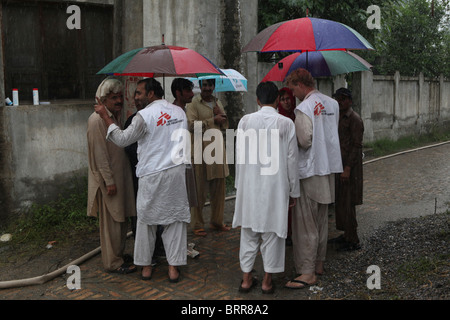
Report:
317,212,449,300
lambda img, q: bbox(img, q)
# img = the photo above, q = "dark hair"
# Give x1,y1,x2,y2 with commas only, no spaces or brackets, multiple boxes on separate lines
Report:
138,78,164,98
171,78,194,97
199,79,215,88
256,81,279,104
334,87,352,100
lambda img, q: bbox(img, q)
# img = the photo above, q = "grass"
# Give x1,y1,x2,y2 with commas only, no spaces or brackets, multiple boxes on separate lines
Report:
364,129,450,157
397,253,450,285
0,177,98,256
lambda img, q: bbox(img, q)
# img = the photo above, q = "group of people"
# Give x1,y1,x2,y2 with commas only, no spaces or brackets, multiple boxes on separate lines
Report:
233,69,364,293
87,67,364,294
88,76,231,282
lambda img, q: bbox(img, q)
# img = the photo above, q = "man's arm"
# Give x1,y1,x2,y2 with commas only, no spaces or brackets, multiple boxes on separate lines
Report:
88,116,116,195
94,99,146,148
294,111,313,149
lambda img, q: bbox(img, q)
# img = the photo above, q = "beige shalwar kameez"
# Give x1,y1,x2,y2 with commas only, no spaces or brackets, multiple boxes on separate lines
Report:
292,90,342,275
87,110,136,271
186,95,229,231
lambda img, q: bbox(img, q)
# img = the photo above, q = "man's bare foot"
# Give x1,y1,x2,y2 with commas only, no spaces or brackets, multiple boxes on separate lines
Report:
141,265,152,280
262,273,274,294
168,265,180,283
285,273,317,289
315,261,324,275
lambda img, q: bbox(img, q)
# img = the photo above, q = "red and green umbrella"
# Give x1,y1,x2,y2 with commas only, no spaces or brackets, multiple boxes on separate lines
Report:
97,45,223,78
262,50,372,81
243,17,374,53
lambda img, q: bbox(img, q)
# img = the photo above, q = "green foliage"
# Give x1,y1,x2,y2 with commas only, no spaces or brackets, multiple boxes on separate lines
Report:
257,0,450,77
373,0,450,76
2,177,97,247
398,254,450,284
364,129,450,157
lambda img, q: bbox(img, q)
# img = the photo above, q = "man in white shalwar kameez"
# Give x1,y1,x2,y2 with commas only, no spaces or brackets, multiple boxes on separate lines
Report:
233,81,300,294
95,78,190,283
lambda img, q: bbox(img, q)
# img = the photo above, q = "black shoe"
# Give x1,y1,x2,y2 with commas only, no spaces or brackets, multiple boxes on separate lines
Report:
328,234,345,244
337,242,361,252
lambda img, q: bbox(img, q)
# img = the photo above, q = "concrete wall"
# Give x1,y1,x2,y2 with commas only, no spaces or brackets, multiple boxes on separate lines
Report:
142,0,258,122
0,103,93,219
0,0,258,220
355,71,450,142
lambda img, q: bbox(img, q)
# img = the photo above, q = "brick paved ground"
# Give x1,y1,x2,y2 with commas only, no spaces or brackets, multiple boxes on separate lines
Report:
1,143,449,305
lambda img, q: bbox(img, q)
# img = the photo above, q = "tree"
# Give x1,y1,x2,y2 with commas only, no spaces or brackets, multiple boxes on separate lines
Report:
257,0,450,77
258,0,392,49
374,0,450,76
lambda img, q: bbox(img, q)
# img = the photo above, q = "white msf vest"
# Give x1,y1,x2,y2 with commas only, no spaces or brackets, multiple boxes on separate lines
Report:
136,99,188,178
296,91,343,179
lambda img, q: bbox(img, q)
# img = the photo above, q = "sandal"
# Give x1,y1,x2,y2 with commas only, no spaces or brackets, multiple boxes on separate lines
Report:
194,229,207,237
239,277,258,293
209,224,231,232
110,263,137,275
284,279,316,290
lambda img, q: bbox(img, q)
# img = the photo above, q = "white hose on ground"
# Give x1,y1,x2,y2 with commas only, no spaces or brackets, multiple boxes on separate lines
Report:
0,231,131,290
1,140,449,290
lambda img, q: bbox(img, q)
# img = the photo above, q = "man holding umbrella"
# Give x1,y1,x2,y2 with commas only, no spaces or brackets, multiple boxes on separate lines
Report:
285,68,343,289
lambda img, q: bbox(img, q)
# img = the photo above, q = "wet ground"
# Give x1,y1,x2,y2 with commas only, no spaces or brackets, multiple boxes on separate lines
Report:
0,142,449,310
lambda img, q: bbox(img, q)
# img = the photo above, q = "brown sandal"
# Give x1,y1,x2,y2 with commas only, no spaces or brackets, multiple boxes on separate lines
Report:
210,224,231,232
194,229,207,236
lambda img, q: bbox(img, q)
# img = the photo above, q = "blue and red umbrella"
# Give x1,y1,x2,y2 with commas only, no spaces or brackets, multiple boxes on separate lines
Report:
243,17,374,53
262,50,372,81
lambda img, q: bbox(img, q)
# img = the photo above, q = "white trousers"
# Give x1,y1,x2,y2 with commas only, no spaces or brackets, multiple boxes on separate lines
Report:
239,228,285,274
134,220,187,266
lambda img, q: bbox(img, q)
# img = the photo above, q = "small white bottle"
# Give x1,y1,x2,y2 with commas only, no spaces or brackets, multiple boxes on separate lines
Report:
33,88,39,105
12,89,19,106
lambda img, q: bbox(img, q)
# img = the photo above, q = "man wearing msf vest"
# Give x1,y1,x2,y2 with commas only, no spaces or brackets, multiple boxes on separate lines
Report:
95,78,190,284
284,68,343,289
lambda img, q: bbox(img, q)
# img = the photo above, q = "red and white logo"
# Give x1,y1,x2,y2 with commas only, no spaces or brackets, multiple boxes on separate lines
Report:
157,112,172,126
314,101,325,116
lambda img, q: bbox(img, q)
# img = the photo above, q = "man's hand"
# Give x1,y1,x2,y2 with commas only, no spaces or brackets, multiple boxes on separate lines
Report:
106,184,117,196
213,105,227,125
214,113,227,125
289,197,296,208
95,97,114,127
340,166,351,183
95,97,108,119
213,105,223,115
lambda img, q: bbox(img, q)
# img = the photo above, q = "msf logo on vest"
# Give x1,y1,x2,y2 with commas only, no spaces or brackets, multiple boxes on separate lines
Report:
314,101,325,116
157,112,172,127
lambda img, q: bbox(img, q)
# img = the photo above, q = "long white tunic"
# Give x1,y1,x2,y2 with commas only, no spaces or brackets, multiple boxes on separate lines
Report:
232,107,300,239
106,99,190,225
